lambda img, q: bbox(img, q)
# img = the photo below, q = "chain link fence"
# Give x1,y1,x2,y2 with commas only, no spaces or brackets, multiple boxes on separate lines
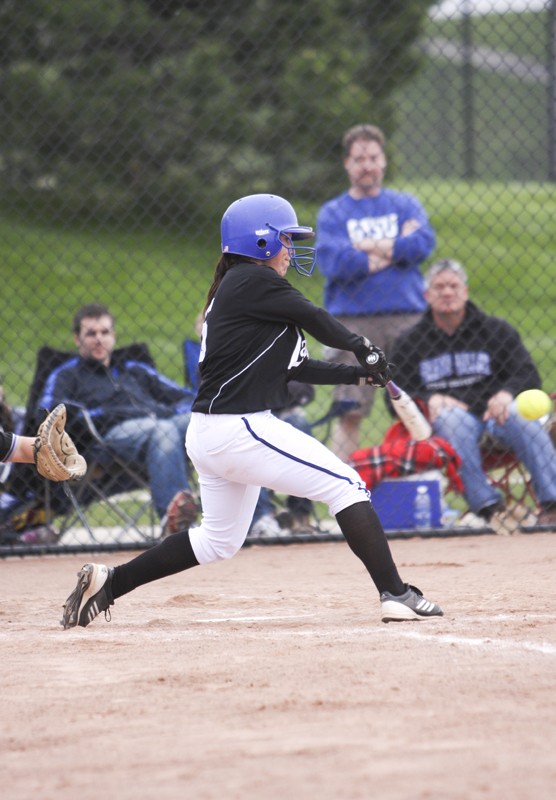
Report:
1,0,555,552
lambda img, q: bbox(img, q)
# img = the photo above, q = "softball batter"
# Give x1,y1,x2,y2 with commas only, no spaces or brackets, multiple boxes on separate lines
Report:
61,194,442,627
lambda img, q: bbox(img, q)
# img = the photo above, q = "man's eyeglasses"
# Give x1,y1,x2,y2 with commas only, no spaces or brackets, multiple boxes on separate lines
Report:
82,328,114,338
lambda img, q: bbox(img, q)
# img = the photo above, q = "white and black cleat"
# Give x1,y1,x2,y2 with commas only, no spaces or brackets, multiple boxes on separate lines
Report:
61,563,114,629
380,584,443,623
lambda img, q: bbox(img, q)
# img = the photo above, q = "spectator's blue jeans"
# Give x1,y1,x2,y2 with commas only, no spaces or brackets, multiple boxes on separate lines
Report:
433,405,556,513
104,413,191,518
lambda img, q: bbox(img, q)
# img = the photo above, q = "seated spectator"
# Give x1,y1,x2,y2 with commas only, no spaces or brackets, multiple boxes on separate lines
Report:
38,303,197,532
1,390,85,544
1,420,55,541
1,379,26,479
1,378,39,514
390,259,556,530
1,385,38,475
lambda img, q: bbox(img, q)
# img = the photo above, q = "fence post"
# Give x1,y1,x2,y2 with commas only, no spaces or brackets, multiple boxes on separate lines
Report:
549,0,556,181
462,0,475,180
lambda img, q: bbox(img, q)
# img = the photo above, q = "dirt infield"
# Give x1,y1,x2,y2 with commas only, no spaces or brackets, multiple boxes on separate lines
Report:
2,533,556,800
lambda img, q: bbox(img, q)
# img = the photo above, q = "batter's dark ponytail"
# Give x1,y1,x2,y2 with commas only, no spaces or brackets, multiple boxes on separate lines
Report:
204,253,245,313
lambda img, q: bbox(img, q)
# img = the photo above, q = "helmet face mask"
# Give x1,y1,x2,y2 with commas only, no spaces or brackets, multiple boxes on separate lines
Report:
221,194,316,276
267,226,317,277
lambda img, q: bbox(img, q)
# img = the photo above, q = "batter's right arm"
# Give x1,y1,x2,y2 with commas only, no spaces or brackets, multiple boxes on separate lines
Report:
290,358,387,388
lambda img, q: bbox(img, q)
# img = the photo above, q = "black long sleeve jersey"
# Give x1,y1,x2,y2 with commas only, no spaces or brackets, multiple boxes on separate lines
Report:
192,262,366,415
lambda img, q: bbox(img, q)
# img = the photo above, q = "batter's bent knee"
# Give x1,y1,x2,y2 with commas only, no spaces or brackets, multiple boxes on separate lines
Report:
208,539,242,561
188,526,244,564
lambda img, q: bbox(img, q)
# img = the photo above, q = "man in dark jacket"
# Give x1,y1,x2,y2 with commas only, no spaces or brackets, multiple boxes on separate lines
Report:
38,303,195,525
390,259,556,530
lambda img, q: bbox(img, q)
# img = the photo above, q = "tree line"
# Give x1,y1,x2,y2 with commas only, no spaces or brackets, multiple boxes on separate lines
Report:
0,0,435,228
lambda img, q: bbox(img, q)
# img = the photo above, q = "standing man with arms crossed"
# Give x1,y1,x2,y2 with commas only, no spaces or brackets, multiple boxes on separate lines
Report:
60,194,443,629
316,124,436,460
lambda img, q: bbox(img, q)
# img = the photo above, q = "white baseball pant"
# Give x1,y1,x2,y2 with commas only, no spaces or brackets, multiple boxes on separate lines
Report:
185,410,370,563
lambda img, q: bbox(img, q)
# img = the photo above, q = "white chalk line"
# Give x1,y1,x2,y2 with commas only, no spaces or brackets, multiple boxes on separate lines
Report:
2,613,555,656
191,613,316,623
255,624,556,656
190,612,555,623
379,627,556,656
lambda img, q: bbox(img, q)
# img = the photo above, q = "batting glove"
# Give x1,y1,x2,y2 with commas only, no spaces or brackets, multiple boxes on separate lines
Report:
354,338,393,388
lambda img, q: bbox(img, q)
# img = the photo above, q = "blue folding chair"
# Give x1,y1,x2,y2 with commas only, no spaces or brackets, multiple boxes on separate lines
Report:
183,339,201,393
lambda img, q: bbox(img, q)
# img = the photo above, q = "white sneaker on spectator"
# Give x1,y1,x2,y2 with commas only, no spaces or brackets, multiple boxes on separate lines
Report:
248,514,284,538
453,511,489,530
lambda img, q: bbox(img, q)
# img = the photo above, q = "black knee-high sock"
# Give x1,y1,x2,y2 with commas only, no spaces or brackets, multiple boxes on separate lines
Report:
111,530,199,599
336,501,405,596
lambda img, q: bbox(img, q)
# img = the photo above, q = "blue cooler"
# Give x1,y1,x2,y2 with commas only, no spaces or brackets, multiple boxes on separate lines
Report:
369,479,442,530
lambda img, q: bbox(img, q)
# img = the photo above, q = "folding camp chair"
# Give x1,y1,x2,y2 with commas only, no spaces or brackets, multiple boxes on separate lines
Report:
479,439,534,508
479,391,556,511
6,343,159,546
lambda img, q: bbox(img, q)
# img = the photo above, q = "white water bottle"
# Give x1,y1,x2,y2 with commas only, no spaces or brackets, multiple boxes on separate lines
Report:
414,484,432,529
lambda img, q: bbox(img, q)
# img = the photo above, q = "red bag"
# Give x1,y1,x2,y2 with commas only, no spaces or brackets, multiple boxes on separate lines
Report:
350,420,463,494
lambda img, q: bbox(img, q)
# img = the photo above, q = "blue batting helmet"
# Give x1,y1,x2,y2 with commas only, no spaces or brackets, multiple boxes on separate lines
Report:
221,193,316,276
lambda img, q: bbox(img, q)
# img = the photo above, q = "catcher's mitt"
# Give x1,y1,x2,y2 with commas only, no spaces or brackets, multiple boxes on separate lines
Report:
34,404,87,482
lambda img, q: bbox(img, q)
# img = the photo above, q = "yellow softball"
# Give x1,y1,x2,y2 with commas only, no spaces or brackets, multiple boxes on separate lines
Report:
514,389,552,420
